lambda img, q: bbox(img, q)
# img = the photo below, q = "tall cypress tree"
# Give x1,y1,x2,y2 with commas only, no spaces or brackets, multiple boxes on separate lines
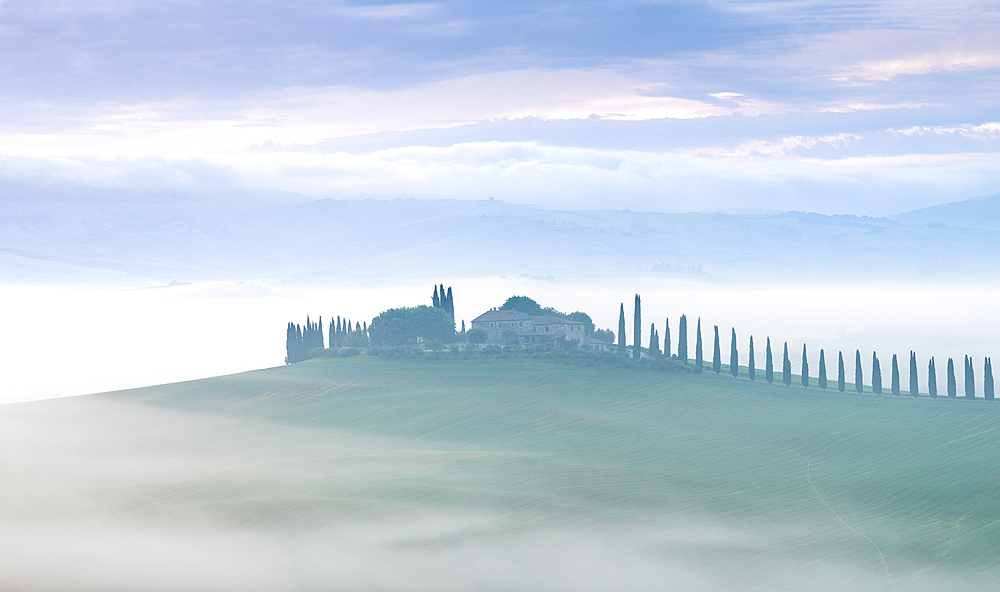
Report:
801,344,809,388
712,326,721,374
928,357,938,398
432,285,440,308
872,352,882,395
947,357,957,398
618,304,626,353
664,318,671,358
446,286,454,319
633,295,642,360
678,315,688,362
782,342,791,386
965,355,975,399
695,318,704,369
909,351,919,397
461,320,466,334
855,350,863,394
837,351,845,392
891,354,900,396
730,328,738,377
985,357,995,401
818,349,827,390
749,336,756,381
765,338,774,384
649,323,658,356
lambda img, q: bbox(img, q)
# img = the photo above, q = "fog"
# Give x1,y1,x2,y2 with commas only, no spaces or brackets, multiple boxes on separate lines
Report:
0,397,980,591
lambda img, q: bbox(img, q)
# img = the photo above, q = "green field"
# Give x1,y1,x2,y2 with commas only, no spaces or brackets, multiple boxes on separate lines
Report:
1,355,998,591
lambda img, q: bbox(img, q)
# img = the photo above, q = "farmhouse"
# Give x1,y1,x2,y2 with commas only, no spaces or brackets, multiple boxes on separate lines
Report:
471,309,607,350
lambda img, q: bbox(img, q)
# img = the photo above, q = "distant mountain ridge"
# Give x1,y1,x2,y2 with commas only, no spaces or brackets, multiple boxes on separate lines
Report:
891,193,1000,229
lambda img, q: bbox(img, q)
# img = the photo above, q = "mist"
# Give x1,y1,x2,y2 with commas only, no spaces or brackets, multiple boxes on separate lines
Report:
0,396,983,592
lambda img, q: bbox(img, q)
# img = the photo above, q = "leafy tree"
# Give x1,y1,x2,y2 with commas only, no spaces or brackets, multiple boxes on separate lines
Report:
749,336,756,381
928,357,938,398
594,328,615,344
695,318,704,368
872,352,882,395
765,337,774,384
633,295,642,360
569,311,595,335
712,326,721,374
501,329,520,344
801,344,809,388
909,351,919,397
678,315,688,362
985,357,995,401
502,296,544,316
947,357,957,398
891,354,901,396
965,355,976,399
342,330,368,348
782,342,791,386
465,327,488,348
618,304,627,353
818,349,827,390
838,351,845,392
368,306,454,347
855,350,863,394
730,328,738,377
664,318,671,358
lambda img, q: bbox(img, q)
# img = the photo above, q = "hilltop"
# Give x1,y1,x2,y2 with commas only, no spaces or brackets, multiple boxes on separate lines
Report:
0,355,997,590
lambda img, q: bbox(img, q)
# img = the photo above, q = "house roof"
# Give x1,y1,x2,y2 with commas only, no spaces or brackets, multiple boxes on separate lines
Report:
530,315,584,326
471,309,532,322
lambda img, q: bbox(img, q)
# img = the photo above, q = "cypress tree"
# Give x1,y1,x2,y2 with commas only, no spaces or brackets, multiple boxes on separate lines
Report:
749,336,756,381
965,355,975,399
695,318,704,369
618,304,626,353
872,352,882,395
801,344,809,388
664,319,671,358
649,323,658,356
985,357,994,401
446,286,454,318
928,357,938,398
730,328,738,377
891,354,900,396
633,295,642,360
678,315,688,362
909,351,919,397
765,338,774,384
440,284,447,311
286,322,295,364
329,318,335,349
818,349,827,390
838,351,845,392
713,326,721,374
947,357,957,398
432,285,440,308
855,350,863,394
782,342,791,386
461,320,466,334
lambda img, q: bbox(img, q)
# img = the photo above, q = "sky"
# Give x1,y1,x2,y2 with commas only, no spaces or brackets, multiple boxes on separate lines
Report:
0,0,998,214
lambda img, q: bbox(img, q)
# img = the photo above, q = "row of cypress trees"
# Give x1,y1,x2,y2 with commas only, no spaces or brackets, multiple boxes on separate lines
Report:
432,284,455,320
616,294,996,400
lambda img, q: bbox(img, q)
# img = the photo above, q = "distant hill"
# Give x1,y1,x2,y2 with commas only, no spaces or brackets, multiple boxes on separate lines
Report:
891,192,1000,229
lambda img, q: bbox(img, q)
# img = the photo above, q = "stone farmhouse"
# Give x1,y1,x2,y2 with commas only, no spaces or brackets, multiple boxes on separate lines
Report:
470,309,608,350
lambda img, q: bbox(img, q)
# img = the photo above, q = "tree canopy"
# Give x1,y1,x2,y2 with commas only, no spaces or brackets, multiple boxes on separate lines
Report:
368,306,454,347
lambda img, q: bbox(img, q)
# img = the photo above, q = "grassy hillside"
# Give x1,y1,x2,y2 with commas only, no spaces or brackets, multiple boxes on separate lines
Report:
2,355,998,590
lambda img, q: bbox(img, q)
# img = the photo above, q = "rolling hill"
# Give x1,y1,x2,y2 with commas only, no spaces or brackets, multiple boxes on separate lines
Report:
0,355,997,591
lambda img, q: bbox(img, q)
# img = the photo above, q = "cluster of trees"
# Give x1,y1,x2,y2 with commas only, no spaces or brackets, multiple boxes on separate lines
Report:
328,316,366,349
368,305,454,347
285,316,325,364
614,293,997,401
432,284,455,320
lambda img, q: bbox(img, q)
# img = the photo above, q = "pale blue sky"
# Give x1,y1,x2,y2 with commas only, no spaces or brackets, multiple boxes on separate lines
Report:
0,0,998,213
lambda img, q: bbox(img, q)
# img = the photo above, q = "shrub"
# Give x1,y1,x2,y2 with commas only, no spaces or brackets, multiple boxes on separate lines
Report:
426,339,444,352
482,344,502,355
338,347,360,357
307,347,326,359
